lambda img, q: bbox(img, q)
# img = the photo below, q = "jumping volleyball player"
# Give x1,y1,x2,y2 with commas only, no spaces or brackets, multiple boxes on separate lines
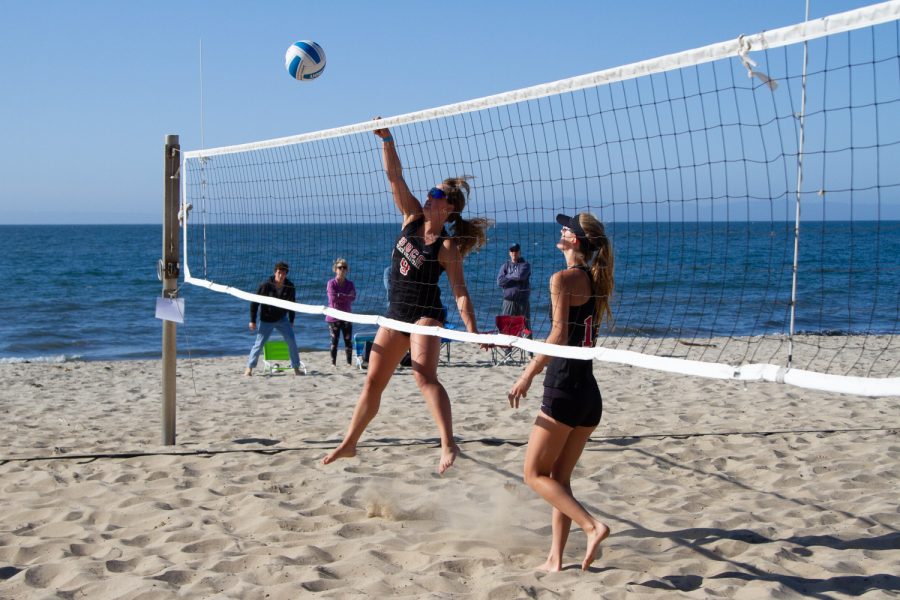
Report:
323,121,490,474
507,212,614,571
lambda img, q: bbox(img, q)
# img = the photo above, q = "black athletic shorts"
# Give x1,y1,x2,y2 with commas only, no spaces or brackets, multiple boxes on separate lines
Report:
540,380,602,428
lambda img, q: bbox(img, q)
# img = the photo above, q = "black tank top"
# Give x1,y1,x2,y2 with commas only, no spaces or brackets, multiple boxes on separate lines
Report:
386,217,447,324
543,266,597,391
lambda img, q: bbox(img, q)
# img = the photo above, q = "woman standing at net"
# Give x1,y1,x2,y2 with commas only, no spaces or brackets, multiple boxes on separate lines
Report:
323,123,489,474
507,212,614,571
326,257,356,366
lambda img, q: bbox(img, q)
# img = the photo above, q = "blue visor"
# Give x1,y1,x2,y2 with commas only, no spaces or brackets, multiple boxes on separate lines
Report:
427,187,447,200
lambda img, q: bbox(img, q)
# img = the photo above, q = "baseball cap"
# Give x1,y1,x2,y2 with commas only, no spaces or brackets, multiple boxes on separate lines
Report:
556,213,598,252
509,243,521,252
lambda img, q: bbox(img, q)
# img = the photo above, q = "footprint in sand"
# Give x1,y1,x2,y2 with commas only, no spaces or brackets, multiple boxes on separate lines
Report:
151,569,196,586
181,538,232,554
105,557,139,573
23,563,65,588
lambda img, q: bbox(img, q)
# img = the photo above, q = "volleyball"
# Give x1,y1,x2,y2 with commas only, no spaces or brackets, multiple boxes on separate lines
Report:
285,40,326,81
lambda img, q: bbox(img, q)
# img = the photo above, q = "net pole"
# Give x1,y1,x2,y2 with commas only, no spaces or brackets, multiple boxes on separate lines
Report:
162,134,180,445
788,1,812,369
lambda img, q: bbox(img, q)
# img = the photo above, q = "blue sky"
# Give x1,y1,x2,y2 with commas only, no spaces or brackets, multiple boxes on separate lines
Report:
0,0,879,224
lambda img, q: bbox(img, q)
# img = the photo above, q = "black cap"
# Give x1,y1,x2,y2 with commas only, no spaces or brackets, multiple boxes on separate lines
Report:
509,243,521,252
556,213,597,252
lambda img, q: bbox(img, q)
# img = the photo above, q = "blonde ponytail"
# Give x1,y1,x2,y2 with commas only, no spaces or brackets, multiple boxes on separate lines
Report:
577,214,614,329
442,175,492,257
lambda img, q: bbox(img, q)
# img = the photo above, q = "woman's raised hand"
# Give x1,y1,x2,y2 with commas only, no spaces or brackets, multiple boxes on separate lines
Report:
373,116,390,140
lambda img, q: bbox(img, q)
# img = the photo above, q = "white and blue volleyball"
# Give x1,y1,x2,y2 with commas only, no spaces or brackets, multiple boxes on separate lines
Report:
285,40,326,81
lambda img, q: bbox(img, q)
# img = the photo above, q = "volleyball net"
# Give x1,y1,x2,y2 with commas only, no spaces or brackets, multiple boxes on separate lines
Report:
181,1,900,396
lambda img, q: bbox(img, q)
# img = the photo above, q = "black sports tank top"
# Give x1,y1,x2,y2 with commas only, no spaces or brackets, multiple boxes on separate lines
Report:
543,266,597,390
386,217,447,324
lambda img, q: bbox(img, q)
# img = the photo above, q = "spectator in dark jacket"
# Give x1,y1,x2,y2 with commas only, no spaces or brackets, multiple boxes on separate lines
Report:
244,261,301,376
497,243,532,330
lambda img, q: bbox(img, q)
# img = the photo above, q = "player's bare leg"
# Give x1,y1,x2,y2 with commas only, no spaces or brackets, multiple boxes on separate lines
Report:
525,415,609,569
323,327,408,464
410,330,459,474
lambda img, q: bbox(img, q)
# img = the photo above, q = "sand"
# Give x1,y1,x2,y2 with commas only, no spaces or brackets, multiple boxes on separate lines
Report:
1,344,898,599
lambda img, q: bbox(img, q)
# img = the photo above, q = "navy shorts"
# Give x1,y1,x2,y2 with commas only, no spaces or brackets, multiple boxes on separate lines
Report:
540,380,602,428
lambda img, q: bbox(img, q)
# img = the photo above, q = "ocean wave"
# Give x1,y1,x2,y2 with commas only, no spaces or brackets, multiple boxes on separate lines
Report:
0,354,82,364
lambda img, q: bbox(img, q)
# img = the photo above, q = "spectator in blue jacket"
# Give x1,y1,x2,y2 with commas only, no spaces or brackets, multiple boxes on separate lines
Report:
497,243,532,330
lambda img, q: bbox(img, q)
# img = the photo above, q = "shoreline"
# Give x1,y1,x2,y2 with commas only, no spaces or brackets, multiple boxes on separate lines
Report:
4,331,897,368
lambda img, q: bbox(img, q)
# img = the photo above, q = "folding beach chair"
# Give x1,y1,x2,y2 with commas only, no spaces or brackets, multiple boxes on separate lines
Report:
353,331,377,370
262,340,307,375
490,315,531,366
439,322,458,364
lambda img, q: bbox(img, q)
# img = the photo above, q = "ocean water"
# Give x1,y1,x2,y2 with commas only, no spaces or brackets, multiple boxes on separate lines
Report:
1,222,898,363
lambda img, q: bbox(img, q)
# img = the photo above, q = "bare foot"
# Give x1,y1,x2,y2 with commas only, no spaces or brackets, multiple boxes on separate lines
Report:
322,443,357,465
535,558,562,572
581,521,610,571
437,444,460,475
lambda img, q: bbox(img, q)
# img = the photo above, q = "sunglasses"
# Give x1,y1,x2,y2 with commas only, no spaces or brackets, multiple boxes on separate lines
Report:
427,187,448,200
336,265,347,270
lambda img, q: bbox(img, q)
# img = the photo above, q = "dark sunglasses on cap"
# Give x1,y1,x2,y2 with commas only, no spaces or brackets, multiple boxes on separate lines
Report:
427,187,448,200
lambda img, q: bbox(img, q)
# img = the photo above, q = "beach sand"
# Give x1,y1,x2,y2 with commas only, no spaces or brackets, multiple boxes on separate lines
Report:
1,344,898,599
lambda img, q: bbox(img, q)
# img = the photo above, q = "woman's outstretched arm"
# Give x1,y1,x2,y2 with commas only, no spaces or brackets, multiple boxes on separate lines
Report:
442,241,479,334
374,121,421,221
508,271,570,407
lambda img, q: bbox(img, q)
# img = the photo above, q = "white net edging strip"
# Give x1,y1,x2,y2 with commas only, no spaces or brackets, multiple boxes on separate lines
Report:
181,277,900,396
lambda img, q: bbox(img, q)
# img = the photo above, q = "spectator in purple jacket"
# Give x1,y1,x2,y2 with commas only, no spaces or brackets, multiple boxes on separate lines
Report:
497,243,532,331
326,257,357,366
